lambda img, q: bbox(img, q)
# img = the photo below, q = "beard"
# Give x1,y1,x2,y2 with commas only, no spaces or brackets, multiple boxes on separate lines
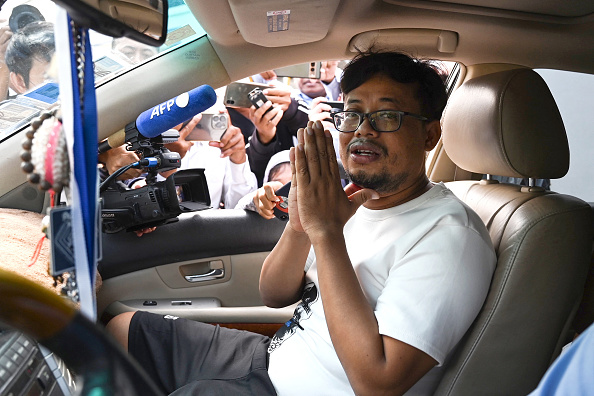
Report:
344,138,408,194
347,168,409,194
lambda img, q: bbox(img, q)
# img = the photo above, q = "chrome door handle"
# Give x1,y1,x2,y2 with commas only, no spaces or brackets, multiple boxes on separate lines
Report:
184,268,225,282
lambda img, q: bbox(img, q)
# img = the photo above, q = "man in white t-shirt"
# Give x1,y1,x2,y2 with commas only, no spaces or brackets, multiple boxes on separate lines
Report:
106,50,496,395
262,50,495,395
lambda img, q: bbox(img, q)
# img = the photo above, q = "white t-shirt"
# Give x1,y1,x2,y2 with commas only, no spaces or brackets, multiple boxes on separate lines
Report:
180,142,257,209
267,183,496,395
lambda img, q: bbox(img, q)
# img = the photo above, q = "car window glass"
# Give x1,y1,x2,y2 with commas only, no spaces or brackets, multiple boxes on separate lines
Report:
246,59,457,99
536,69,594,202
93,0,206,83
0,0,58,137
0,0,205,139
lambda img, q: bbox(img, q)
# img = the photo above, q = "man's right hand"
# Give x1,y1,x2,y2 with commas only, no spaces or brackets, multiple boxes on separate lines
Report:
262,85,292,112
320,60,339,84
252,181,284,219
308,97,335,131
287,147,306,234
98,145,142,180
249,102,283,144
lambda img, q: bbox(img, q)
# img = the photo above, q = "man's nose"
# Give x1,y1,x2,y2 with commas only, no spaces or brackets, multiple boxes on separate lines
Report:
354,116,379,138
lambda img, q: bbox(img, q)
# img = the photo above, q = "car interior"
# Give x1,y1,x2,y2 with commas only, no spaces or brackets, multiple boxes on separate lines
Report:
1,0,593,395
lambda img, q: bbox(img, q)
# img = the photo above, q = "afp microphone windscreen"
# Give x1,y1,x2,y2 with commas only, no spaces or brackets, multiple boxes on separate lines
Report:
136,84,217,139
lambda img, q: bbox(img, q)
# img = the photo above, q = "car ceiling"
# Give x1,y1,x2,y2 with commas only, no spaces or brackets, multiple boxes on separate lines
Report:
94,0,594,141
4,0,593,207
184,0,594,78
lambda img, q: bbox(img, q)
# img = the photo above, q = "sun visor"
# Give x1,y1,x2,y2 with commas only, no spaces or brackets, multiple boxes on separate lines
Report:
228,0,340,47
349,29,458,54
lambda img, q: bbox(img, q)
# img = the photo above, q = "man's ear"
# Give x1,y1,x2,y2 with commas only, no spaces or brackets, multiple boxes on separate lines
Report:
9,72,27,94
424,120,442,151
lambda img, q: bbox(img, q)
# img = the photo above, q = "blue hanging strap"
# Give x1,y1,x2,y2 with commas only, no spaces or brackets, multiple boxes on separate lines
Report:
56,12,99,319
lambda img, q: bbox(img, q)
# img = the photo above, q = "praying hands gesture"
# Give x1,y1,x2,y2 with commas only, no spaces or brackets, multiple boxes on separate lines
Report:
288,120,377,240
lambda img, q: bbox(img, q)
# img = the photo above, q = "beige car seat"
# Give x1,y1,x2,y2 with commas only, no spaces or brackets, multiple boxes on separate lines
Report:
434,68,594,395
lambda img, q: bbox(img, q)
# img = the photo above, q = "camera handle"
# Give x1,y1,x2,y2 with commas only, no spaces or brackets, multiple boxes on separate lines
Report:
99,158,158,193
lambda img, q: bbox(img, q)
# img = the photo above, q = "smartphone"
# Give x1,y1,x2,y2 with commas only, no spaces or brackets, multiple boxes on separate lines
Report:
273,181,291,221
322,101,344,111
248,87,273,115
274,61,321,79
321,101,344,122
224,82,271,108
185,113,228,141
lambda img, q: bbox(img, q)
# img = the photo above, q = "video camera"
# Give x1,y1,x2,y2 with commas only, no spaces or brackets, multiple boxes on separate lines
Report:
100,122,211,234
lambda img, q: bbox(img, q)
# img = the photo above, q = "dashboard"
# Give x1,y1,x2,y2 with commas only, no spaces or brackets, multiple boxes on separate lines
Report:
0,329,75,396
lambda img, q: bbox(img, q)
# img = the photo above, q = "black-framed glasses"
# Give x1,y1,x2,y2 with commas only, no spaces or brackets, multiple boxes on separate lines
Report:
331,110,428,133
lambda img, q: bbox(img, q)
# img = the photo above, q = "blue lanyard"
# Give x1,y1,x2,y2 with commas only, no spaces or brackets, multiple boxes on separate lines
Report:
66,17,98,311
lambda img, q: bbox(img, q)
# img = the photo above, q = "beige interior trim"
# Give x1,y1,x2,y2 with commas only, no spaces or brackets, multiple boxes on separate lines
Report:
155,256,232,289
228,0,340,47
465,63,527,81
97,252,270,316
383,0,594,24
349,29,458,54
105,300,294,324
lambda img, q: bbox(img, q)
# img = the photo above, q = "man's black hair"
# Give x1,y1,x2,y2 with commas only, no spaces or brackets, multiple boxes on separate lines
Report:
5,21,55,88
340,49,448,121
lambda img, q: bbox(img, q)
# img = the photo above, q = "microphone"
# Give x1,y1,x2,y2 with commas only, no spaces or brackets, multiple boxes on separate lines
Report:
98,84,217,154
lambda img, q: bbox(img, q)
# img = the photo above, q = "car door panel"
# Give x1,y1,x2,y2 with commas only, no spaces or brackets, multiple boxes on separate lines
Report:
98,209,285,278
97,208,291,331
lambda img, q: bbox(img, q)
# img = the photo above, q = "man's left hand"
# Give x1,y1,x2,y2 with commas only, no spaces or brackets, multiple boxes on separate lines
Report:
292,121,378,241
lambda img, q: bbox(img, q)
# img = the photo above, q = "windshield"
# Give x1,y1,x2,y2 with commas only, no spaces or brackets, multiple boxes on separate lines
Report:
93,0,206,84
0,0,205,139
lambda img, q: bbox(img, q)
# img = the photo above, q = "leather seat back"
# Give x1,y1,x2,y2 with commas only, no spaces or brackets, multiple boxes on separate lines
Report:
434,68,594,395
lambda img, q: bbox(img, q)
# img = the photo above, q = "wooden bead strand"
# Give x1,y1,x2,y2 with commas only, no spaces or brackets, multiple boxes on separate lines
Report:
20,109,69,194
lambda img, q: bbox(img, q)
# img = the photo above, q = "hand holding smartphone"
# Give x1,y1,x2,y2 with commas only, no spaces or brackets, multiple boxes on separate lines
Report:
248,87,273,115
273,181,291,221
184,113,228,141
224,82,271,108
321,101,344,111
318,101,344,122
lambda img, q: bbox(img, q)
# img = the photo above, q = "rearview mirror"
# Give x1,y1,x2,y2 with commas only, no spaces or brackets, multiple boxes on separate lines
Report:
51,0,168,47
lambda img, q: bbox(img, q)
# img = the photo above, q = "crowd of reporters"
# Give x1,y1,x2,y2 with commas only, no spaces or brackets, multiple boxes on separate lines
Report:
98,61,345,234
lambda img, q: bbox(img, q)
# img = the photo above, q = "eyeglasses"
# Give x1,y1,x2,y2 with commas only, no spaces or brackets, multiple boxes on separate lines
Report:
331,110,428,133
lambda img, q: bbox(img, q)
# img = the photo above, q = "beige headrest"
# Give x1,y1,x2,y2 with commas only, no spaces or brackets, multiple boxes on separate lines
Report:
442,68,569,179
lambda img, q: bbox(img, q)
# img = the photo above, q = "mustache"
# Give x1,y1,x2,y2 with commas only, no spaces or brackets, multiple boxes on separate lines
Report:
346,138,388,156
